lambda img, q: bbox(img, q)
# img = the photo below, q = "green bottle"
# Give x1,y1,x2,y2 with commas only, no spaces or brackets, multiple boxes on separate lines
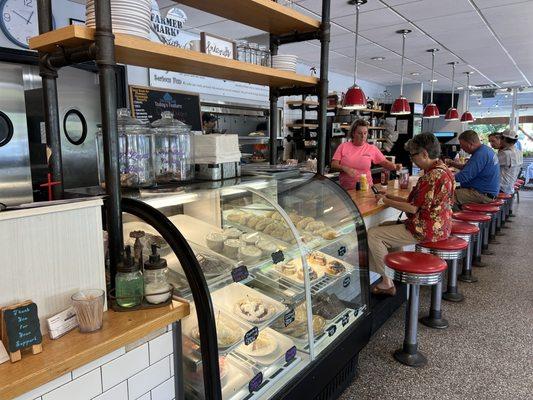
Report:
115,245,144,308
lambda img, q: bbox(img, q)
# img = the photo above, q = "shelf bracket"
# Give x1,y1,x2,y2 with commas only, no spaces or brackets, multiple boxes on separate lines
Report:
271,30,321,46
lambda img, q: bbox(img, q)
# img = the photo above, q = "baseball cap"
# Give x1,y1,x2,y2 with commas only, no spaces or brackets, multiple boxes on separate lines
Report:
202,113,218,123
501,129,518,140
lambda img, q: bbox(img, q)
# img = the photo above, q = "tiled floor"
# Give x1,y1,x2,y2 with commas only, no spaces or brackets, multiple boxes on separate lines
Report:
340,192,533,400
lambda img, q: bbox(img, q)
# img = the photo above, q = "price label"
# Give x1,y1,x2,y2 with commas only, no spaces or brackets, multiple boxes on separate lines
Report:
271,250,285,264
326,325,336,337
343,276,351,288
244,327,259,345
285,345,297,363
341,313,350,327
231,265,249,283
337,246,347,257
248,372,263,393
283,308,295,327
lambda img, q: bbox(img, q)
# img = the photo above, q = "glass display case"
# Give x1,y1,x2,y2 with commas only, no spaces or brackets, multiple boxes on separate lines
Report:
121,171,369,400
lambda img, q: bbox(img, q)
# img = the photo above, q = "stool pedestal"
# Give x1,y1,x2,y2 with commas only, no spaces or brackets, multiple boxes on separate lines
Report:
442,259,464,302
420,279,449,329
457,236,478,283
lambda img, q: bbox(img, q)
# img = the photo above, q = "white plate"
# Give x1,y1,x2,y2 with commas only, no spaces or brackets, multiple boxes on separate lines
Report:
237,328,294,366
271,257,325,286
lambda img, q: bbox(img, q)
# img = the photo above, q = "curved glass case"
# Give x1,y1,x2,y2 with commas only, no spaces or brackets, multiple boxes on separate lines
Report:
122,171,369,400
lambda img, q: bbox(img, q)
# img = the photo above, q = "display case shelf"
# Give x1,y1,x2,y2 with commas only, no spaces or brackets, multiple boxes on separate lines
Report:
29,26,318,89
178,0,321,36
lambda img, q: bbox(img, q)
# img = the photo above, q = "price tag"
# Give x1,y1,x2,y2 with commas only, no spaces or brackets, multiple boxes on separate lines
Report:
337,246,347,257
271,250,285,264
248,372,263,393
341,313,350,327
231,265,249,283
244,326,259,345
326,325,336,337
283,308,295,327
285,345,297,363
342,276,351,288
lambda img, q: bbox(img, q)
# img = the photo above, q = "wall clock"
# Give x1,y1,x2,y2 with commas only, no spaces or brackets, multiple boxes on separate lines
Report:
0,0,42,49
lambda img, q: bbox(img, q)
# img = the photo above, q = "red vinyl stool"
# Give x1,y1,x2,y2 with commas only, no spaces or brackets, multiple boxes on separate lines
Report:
453,211,491,268
452,221,480,283
497,193,513,223
462,203,500,246
488,199,506,233
384,251,447,367
416,237,468,303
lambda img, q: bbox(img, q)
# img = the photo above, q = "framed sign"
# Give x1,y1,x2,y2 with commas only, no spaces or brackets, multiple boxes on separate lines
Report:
69,18,85,26
129,85,202,130
201,32,237,60
1,300,42,362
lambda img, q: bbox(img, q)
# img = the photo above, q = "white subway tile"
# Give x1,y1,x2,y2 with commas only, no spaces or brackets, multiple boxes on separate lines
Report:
150,377,175,400
101,344,149,391
149,331,173,364
137,393,151,400
13,374,72,400
170,357,174,376
42,369,101,400
128,357,170,400
72,347,125,379
126,328,166,352
92,381,128,400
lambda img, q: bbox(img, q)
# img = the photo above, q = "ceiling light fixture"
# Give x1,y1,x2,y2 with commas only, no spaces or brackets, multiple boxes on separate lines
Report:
445,62,459,121
391,29,411,115
461,71,475,123
343,0,368,110
410,72,420,76
423,48,440,119
371,56,385,61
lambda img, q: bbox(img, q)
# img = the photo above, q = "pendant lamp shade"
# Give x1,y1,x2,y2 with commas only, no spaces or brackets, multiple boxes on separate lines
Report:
445,61,459,121
343,0,367,110
460,71,474,123
391,29,411,115
423,49,440,119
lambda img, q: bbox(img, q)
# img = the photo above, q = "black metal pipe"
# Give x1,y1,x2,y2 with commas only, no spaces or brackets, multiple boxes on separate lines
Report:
95,0,123,287
37,0,64,199
317,0,331,175
272,30,321,46
122,198,222,400
47,44,96,69
269,38,279,165
172,321,184,400
275,86,319,98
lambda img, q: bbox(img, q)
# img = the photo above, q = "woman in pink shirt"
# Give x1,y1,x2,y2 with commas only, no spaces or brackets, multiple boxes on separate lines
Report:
331,119,400,190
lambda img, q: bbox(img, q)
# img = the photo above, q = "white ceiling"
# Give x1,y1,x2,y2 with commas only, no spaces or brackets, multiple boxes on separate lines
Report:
157,0,533,93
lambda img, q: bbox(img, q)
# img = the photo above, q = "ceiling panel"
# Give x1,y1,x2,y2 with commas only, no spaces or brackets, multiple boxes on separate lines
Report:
393,0,473,21
333,8,406,31
296,0,386,19
194,20,264,40
472,0,533,9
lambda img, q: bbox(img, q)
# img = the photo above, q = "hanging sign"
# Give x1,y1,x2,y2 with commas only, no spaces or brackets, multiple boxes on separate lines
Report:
200,32,236,60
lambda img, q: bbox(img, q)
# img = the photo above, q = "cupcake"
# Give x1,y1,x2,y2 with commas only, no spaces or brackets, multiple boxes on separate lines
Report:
206,232,227,253
241,232,260,246
238,246,262,264
223,239,244,259
223,227,242,240
257,239,277,256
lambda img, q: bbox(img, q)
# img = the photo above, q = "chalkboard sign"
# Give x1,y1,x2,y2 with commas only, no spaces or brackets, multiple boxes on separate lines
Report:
1,301,42,354
129,85,202,130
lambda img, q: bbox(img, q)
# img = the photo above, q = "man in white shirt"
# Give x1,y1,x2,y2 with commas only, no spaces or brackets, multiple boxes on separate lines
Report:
498,130,522,194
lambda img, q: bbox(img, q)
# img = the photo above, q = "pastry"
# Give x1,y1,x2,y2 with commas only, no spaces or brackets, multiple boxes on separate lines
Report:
271,227,286,239
263,222,279,235
306,221,325,232
255,219,271,232
240,332,277,357
275,261,296,276
238,213,251,225
296,217,314,230
223,239,244,259
223,227,242,239
227,212,244,222
282,230,294,242
247,216,260,229
191,316,240,348
307,251,327,266
241,232,260,246
234,297,274,323
321,229,338,240
257,239,277,256
274,304,325,339
238,245,262,264
271,212,284,221
289,212,302,224
326,260,345,276
196,253,231,276
206,232,227,253
297,266,318,281
312,293,346,320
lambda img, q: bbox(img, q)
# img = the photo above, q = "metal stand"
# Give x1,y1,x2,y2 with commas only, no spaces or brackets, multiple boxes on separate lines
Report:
473,224,487,267
443,259,464,302
394,284,427,367
420,279,448,329
458,239,478,283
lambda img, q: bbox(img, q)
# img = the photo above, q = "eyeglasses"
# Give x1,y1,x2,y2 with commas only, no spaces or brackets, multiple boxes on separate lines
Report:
409,152,420,159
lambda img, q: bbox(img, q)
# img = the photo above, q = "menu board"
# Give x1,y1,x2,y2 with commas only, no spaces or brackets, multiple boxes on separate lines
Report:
129,85,202,130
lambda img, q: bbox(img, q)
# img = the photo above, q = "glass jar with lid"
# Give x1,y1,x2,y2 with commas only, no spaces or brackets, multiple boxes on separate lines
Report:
248,42,259,65
143,244,171,304
258,45,270,66
150,111,194,183
96,108,154,188
236,40,249,62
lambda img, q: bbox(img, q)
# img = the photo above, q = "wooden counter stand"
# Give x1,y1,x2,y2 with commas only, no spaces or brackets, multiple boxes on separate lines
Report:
347,188,411,218
0,300,189,400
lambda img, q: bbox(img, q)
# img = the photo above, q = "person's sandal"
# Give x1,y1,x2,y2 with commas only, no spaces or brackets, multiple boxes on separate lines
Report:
371,285,397,297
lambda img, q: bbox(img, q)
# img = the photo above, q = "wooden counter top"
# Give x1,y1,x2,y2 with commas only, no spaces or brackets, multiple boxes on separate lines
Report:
0,300,189,400
347,187,411,218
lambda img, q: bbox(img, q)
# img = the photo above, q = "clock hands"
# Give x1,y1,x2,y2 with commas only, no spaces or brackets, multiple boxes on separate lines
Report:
12,10,31,24
26,11,34,25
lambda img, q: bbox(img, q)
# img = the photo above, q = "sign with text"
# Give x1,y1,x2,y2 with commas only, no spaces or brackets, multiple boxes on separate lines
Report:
201,32,236,59
1,301,42,355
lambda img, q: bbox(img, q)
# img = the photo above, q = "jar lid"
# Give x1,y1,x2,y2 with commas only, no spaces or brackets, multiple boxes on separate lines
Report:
144,243,168,270
151,111,191,134
117,245,140,273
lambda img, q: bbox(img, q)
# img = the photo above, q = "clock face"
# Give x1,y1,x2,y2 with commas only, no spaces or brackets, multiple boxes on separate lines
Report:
0,0,39,49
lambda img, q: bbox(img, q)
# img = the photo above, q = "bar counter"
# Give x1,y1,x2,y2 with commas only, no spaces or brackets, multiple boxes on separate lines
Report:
347,187,411,218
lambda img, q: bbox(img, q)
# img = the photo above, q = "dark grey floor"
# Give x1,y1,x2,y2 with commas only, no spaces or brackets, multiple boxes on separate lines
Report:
340,192,533,400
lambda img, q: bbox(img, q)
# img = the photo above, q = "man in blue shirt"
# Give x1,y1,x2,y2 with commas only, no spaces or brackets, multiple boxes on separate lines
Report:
446,130,500,206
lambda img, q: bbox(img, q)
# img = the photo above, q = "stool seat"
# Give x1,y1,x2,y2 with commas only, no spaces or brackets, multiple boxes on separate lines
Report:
453,211,491,222
497,193,512,199
452,221,480,235
419,236,469,251
462,204,500,213
488,199,505,207
385,251,447,274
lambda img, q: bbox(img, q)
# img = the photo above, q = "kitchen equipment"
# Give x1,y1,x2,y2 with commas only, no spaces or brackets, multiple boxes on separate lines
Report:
151,111,194,183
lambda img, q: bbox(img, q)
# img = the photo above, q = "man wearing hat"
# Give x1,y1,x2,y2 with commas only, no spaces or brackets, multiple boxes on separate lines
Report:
498,129,522,194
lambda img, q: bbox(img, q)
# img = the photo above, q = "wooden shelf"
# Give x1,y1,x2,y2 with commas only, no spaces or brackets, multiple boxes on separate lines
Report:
287,123,318,129
178,0,320,35
29,26,318,89
286,100,319,106
0,300,189,400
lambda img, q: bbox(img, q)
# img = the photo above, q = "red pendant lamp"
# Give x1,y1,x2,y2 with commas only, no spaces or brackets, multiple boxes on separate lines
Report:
460,71,475,123
445,61,459,120
423,48,440,119
391,29,411,115
343,0,367,110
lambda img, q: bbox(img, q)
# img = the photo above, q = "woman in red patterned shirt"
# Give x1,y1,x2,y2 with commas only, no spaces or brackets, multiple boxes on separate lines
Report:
368,132,455,296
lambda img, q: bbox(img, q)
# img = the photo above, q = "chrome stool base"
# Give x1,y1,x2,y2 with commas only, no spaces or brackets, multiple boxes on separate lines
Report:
442,291,464,302
420,314,449,329
458,272,478,283
393,348,427,368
